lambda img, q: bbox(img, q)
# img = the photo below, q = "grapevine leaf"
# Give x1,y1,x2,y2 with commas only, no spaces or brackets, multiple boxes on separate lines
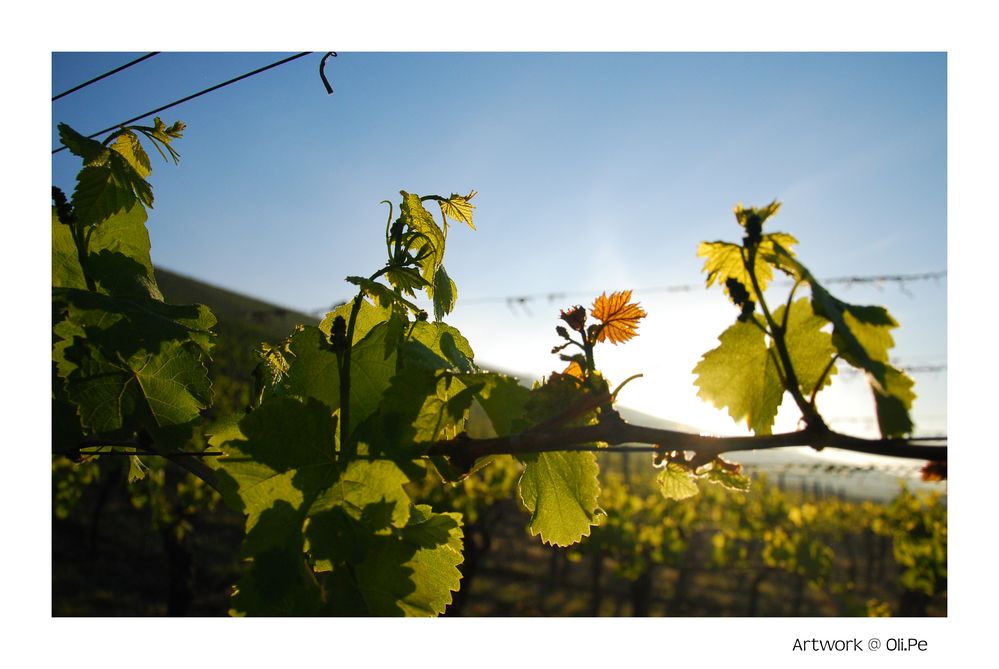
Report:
525,372,598,428
432,265,457,322
407,321,475,371
591,289,647,345
693,318,784,434
346,322,399,439
229,501,323,616
320,297,391,344
127,455,148,482
275,326,340,410
697,232,798,301
840,307,897,364
361,368,483,461
699,464,751,492
206,412,245,451
313,505,463,616
391,506,464,615
657,463,700,500
52,287,216,358
385,266,429,297
438,191,477,230
733,201,781,231
345,276,422,315
62,339,211,433
765,246,915,437
400,191,445,290
771,298,837,396
562,360,586,380
212,396,412,532
72,164,136,227
111,131,152,178
358,366,439,455
71,153,153,227
872,365,916,438
51,208,87,289
86,203,161,299
57,123,110,166
311,459,412,527
211,396,336,524
518,451,601,546
461,373,531,436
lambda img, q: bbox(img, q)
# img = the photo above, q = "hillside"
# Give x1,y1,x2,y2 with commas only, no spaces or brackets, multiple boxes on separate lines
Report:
154,267,317,338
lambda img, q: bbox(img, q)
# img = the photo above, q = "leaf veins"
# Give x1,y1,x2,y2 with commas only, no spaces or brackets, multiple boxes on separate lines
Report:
591,290,647,345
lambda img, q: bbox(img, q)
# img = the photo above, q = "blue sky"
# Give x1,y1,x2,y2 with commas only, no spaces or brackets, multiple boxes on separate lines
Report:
51,51,947,443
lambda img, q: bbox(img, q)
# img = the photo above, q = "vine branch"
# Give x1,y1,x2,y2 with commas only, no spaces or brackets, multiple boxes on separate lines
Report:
425,414,946,470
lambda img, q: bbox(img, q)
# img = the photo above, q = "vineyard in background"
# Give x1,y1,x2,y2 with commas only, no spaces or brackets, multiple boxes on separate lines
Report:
52,269,946,617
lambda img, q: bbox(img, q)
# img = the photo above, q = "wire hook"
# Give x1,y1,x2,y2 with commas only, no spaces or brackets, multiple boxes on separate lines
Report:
320,52,337,94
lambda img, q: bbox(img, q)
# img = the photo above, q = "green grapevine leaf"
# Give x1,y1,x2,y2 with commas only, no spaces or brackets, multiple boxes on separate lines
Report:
111,131,152,178
699,463,751,492
872,365,917,438
51,208,87,289
346,322,399,439
733,201,781,231
385,266,429,297
52,288,216,358
693,318,784,434
391,506,464,615
432,265,457,322
400,191,445,290
72,164,135,227
127,455,148,482
212,396,457,616
406,321,475,373
519,450,601,546
310,504,463,616
657,463,700,500
463,373,532,436
63,339,211,433
312,459,412,527
213,396,411,530
346,276,422,315
765,245,915,437
230,501,324,616
52,197,162,300
698,232,798,301
839,307,898,364
71,152,153,227
437,191,477,230
87,203,162,299
771,298,837,396
276,326,341,410
57,123,110,166
320,297,391,344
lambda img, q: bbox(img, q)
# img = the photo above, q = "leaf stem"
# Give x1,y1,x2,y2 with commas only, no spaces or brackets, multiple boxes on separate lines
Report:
782,278,804,334
744,245,825,430
810,354,841,407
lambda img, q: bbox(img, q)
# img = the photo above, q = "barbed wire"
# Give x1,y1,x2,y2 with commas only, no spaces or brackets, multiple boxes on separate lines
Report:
309,270,946,318
837,363,947,378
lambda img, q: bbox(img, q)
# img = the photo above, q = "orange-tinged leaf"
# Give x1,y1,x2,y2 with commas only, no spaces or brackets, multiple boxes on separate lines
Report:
591,290,647,345
562,360,586,380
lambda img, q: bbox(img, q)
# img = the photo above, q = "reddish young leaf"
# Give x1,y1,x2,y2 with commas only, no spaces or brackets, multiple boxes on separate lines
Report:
920,460,947,482
591,290,647,345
